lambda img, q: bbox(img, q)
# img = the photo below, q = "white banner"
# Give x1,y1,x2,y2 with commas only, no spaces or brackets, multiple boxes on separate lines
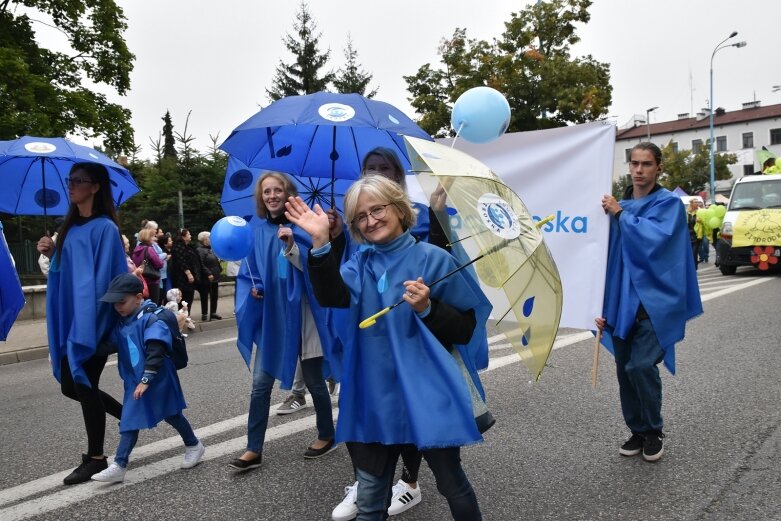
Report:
424,122,615,330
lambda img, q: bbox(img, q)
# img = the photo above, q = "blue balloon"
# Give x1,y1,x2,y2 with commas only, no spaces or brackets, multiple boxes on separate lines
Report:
210,216,253,261
451,87,511,144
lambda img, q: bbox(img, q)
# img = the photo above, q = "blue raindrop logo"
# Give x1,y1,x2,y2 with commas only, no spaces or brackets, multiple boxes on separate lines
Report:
128,337,140,367
522,296,535,317
34,188,60,209
229,169,254,191
377,270,389,294
277,145,293,157
318,103,356,122
388,114,400,124
521,326,531,346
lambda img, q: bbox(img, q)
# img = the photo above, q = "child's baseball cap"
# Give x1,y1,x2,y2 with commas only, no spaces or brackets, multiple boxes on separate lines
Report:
100,273,144,303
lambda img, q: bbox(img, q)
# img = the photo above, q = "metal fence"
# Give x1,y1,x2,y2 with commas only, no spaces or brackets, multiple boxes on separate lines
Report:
8,240,40,275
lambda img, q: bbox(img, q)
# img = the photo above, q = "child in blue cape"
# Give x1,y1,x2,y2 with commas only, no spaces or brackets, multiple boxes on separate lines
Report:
91,273,205,483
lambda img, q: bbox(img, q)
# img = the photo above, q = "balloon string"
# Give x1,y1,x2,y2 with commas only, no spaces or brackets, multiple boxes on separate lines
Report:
244,258,257,287
451,123,464,148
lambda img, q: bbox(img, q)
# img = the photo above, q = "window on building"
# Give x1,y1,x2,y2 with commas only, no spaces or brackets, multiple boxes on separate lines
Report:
624,148,632,163
743,165,755,177
742,132,754,149
692,139,703,153
716,136,727,152
670,141,678,153
771,128,781,145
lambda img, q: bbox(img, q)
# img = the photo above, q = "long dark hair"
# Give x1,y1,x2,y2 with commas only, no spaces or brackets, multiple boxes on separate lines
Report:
56,162,121,258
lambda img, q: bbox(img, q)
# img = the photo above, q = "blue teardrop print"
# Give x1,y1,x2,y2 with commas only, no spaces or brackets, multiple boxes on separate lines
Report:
128,337,140,367
277,247,288,279
521,326,531,346
523,296,535,317
377,270,389,294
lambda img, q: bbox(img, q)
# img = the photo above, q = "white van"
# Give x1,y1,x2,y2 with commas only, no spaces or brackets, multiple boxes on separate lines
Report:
716,175,781,275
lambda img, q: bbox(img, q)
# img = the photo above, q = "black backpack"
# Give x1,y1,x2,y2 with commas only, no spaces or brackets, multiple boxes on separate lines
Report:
141,303,189,370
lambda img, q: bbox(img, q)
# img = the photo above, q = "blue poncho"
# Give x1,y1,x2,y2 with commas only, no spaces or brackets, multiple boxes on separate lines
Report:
337,231,492,449
107,304,187,433
235,218,334,388
46,216,127,386
601,188,703,374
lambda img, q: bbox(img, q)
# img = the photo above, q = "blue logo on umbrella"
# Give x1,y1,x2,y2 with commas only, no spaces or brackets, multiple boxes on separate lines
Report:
34,189,60,209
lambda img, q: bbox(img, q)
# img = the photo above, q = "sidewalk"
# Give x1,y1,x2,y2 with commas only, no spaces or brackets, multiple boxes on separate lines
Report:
0,293,237,366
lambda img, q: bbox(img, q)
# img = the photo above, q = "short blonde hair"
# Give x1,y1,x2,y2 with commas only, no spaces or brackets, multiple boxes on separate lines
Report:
254,171,299,219
344,175,416,243
138,228,156,245
361,147,406,191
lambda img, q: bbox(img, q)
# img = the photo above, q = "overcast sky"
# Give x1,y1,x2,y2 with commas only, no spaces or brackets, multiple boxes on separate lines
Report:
29,0,781,156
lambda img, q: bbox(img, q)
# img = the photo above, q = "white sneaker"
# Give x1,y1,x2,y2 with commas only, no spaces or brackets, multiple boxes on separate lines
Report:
182,441,205,469
91,462,126,483
388,479,422,516
331,481,358,521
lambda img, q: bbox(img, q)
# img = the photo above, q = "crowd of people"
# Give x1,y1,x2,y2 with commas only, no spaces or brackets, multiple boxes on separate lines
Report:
34,141,701,521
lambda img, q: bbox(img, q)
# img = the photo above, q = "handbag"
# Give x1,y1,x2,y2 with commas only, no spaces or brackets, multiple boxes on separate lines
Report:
142,247,161,278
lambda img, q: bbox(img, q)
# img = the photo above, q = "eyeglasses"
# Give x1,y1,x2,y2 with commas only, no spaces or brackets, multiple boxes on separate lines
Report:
64,177,94,187
351,204,392,226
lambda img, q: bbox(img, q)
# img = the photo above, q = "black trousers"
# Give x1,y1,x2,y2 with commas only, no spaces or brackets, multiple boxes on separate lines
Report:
195,280,219,317
59,355,123,457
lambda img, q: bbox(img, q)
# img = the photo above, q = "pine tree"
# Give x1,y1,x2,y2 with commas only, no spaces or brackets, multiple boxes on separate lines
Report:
332,35,378,98
267,2,334,100
161,111,177,160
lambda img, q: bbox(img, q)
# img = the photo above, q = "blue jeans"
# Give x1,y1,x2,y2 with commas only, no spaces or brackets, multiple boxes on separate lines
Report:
115,412,198,468
247,356,334,453
699,236,710,262
613,318,665,434
355,446,481,521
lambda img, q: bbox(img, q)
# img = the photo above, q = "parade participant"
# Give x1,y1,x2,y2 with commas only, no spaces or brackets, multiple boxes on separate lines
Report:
228,171,336,471
596,142,702,462
36,162,127,485
91,273,205,482
686,199,703,270
287,175,490,521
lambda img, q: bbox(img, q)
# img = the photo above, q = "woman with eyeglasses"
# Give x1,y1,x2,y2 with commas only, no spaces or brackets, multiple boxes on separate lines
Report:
36,162,127,485
228,171,337,472
287,175,490,521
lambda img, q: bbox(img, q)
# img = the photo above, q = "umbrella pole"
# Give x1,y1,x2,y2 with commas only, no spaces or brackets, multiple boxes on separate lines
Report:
40,158,49,235
592,330,602,389
330,127,337,208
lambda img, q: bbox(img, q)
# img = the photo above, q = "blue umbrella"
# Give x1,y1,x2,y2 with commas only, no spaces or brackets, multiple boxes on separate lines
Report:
221,156,355,221
219,92,432,205
0,220,25,341
0,136,140,218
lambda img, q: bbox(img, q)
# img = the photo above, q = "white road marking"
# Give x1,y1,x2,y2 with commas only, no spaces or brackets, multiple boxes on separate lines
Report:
0,275,772,517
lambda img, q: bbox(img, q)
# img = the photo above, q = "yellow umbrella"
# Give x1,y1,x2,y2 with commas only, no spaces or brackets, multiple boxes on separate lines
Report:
401,135,563,381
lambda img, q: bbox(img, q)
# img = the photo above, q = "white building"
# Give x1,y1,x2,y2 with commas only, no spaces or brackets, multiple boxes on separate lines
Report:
613,101,781,195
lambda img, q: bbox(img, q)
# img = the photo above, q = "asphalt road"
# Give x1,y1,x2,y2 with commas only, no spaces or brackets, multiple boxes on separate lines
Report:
0,263,779,521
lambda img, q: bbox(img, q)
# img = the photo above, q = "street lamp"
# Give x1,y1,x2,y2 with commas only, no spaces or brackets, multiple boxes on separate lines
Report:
709,31,747,202
645,106,658,141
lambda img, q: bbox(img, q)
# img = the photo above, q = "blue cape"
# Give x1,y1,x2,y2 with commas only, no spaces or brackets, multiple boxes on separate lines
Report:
601,188,703,374
235,218,334,389
46,217,127,385
108,304,186,433
337,232,492,449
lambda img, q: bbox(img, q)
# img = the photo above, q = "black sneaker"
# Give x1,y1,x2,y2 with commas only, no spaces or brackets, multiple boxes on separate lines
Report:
63,454,108,485
228,454,262,472
619,433,644,456
642,432,665,462
210,314,222,320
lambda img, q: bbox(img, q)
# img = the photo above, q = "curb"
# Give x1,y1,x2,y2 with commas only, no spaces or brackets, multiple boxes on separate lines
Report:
0,318,237,367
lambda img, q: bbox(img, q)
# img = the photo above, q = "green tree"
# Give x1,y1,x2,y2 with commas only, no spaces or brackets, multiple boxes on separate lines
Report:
659,141,736,195
332,35,378,97
162,111,177,160
267,2,334,100
0,0,135,152
404,0,611,137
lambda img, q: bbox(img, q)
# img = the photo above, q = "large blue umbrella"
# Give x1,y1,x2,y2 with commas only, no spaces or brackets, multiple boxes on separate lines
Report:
221,156,355,221
0,136,140,217
219,92,433,204
0,220,25,341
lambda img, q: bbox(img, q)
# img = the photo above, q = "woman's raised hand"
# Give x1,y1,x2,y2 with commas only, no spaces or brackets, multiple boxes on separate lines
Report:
285,196,330,248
